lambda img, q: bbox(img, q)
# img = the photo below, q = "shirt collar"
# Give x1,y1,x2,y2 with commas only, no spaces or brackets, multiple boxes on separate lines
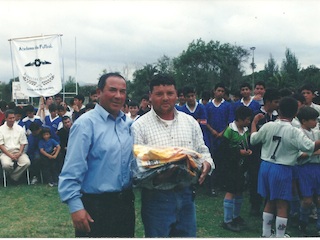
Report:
229,121,249,134
150,107,178,122
95,103,127,121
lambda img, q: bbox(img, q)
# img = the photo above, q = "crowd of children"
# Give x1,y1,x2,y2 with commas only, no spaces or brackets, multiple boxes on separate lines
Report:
2,81,320,237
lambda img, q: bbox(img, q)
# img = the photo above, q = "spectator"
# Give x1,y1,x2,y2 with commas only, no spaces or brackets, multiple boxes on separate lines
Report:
27,122,42,185
19,104,43,135
137,94,151,116
43,104,62,142
72,94,86,121
0,109,30,184
128,101,140,121
39,127,61,187
57,116,72,173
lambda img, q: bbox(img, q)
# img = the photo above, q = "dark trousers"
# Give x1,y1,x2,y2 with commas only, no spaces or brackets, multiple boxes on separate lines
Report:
76,189,135,238
41,156,58,184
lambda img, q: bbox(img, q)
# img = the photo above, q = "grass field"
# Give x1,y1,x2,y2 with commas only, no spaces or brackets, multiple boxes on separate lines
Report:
0,182,317,237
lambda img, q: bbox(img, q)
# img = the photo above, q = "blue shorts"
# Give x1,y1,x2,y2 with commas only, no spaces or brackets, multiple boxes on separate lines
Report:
298,163,320,197
292,165,299,180
258,160,293,201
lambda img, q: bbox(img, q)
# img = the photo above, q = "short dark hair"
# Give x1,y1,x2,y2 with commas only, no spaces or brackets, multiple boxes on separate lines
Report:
29,122,41,132
300,84,316,94
14,106,24,116
240,82,251,90
62,116,71,122
140,94,149,102
128,101,139,108
292,93,306,105
255,81,266,88
25,104,35,113
149,73,176,92
57,105,65,111
183,86,195,96
5,109,15,118
49,103,58,113
55,93,63,99
201,91,211,101
263,88,281,103
90,90,97,96
235,106,252,121
40,127,51,138
98,72,125,90
214,82,226,91
74,94,85,103
279,97,298,119
279,88,293,98
297,106,319,123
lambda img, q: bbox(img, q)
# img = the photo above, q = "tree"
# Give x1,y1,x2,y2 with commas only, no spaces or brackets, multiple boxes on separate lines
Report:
173,39,249,94
299,65,320,89
128,64,158,101
280,48,300,89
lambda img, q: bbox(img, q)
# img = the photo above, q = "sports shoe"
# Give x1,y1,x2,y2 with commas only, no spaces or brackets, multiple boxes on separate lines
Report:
48,182,54,187
233,216,247,228
221,221,240,232
31,176,38,185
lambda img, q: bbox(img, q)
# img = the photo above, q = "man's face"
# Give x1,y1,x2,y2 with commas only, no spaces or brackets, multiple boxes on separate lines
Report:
129,106,139,117
140,99,149,109
178,93,186,105
6,113,15,127
90,93,98,102
73,98,82,108
214,87,225,99
240,87,251,98
301,90,314,104
270,99,280,111
150,85,177,116
254,85,265,97
55,97,62,105
50,110,58,118
26,111,34,118
63,118,72,129
97,76,126,117
185,93,196,106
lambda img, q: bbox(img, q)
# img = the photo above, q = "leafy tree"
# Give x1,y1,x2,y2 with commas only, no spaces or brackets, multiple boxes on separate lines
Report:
280,48,300,89
299,65,320,89
128,64,158,101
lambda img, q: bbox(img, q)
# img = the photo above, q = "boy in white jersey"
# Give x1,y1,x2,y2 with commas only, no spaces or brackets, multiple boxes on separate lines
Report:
251,97,320,238
296,106,320,236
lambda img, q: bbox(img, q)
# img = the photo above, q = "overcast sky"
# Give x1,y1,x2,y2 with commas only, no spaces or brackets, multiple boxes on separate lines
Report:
1,0,320,86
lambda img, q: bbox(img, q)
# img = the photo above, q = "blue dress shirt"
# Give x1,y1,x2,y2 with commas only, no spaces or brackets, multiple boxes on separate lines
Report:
58,104,134,213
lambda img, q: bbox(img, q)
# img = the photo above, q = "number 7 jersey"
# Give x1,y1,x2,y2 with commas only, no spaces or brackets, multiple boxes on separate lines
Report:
250,119,315,166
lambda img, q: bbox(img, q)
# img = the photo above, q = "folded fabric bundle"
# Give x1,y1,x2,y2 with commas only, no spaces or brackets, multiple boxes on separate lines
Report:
132,145,202,189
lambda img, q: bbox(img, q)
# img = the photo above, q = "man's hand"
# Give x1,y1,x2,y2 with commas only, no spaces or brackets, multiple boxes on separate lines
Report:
71,209,94,233
198,161,211,185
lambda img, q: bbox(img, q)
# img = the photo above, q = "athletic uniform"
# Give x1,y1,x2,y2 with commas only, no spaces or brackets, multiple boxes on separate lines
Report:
250,119,315,201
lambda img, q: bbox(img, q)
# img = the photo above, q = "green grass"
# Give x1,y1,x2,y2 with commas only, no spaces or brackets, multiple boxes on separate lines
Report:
0,183,316,237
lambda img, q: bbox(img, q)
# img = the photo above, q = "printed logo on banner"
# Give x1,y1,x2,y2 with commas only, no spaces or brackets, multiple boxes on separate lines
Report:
11,35,62,97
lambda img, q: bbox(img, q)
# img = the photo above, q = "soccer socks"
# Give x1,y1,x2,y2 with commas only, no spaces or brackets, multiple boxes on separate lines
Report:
290,195,300,216
299,205,310,225
317,207,320,231
223,198,234,223
275,216,288,238
262,212,274,237
233,196,243,219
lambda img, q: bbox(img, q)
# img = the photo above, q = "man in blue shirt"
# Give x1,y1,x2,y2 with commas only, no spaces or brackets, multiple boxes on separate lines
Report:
58,73,135,237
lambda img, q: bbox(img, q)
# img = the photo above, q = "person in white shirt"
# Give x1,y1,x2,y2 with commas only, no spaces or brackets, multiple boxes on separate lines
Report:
0,109,30,183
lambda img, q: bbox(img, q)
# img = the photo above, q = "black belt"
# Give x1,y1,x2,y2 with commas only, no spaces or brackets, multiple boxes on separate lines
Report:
81,189,134,201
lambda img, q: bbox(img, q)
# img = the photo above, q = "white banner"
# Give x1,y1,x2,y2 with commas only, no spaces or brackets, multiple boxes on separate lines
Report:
11,35,62,97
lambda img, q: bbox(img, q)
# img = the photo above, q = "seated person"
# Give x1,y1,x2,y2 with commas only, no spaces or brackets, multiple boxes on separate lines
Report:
0,109,30,184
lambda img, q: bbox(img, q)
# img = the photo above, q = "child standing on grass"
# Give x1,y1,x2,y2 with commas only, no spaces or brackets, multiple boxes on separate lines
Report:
296,106,320,236
220,106,253,232
250,97,320,238
39,128,61,187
